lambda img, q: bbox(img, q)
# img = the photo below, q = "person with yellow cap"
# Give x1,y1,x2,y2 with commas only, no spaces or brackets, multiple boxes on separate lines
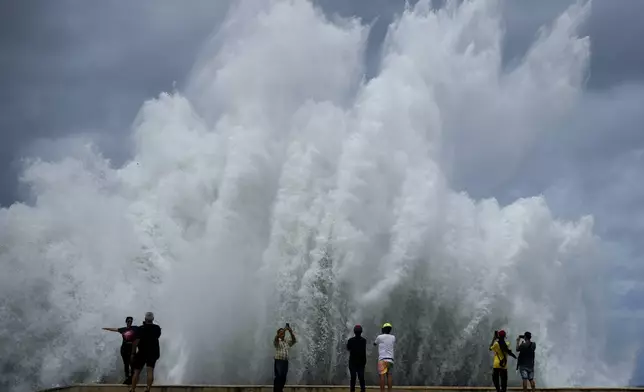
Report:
373,322,396,392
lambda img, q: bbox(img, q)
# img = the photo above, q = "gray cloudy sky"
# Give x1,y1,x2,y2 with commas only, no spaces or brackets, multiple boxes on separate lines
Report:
1,0,643,204
1,0,644,382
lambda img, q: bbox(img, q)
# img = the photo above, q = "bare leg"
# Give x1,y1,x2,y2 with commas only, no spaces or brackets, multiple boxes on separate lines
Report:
146,366,154,390
130,368,141,392
523,380,528,392
530,380,536,392
379,374,385,392
387,374,393,391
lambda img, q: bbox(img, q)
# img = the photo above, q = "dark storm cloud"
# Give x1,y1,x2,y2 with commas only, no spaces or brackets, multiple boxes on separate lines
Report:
584,0,644,88
1,0,643,205
1,0,643,311
499,0,644,89
0,0,231,205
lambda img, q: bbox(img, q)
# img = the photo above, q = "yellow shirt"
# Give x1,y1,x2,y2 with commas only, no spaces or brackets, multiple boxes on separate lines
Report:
490,341,509,369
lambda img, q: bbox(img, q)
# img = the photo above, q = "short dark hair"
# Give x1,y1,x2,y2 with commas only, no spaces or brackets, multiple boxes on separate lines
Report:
382,326,392,334
125,316,133,322
524,331,532,340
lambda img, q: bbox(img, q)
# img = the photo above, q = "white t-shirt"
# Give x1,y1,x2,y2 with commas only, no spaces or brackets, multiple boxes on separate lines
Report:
374,334,396,362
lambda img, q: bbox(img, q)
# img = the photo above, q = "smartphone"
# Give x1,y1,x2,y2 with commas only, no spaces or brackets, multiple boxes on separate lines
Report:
285,323,290,328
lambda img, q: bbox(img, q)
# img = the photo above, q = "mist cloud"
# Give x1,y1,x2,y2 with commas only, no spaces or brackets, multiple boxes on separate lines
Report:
1,0,644,388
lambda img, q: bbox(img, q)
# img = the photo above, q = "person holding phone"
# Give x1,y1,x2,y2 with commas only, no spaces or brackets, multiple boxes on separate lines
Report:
273,323,297,392
516,332,536,392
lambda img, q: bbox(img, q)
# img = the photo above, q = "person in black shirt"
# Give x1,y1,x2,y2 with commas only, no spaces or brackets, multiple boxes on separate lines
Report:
102,316,136,384
346,325,367,392
516,332,536,392
130,312,161,392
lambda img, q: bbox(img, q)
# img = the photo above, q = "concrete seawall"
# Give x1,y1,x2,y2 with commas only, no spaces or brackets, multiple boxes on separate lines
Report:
38,386,644,392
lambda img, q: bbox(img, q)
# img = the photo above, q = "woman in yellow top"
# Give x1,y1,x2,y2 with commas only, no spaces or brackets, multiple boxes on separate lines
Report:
489,330,517,392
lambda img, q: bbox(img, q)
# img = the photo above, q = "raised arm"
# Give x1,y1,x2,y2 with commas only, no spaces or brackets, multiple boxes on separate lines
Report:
287,327,297,346
102,328,119,332
489,332,497,350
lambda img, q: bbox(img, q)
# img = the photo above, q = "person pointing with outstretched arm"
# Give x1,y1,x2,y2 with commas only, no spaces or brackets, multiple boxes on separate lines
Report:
102,316,136,384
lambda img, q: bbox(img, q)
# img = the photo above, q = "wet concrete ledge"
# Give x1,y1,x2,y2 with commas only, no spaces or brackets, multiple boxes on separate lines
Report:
38,386,644,392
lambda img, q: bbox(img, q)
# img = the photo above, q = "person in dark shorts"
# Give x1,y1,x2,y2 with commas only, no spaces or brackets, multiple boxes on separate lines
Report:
516,331,537,392
102,316,136,384
346,324,367,392
130,312,161,392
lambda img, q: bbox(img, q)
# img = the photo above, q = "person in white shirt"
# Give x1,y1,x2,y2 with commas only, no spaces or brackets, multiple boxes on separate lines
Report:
373,322,396,392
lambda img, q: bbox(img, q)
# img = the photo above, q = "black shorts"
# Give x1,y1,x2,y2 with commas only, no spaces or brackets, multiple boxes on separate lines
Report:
131,351,159,370
120,344,132,358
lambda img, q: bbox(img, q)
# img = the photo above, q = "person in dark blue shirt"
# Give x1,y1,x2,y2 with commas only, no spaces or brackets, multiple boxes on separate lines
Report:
346,325,367,392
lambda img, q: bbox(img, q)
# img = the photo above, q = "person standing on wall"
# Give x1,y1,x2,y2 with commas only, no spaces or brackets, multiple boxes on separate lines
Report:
102,316,136,384
273,323,297,392
130,312,161,392
516,332,537,392
373,322,396,392
347,324,367,392
489,330,517,392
